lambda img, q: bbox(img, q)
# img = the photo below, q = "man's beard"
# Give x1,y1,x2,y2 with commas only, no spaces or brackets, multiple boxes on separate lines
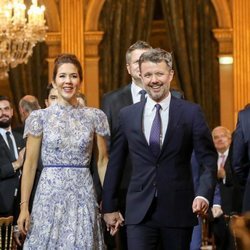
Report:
0,117,12,128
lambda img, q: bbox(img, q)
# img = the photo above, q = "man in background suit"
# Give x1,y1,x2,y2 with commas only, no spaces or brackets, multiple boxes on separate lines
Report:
0,95,25,216
14,95,41,135
101,40,152,249
0,96,25,248
232,106,250,212
102,48,217,249
211,126,243,250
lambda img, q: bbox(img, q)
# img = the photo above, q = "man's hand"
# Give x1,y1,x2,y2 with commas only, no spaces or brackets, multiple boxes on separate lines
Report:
192,197,209,216
217,167,226,179
211,206,223,218
103,212,124,236
13,226,25,246
13,147,26,171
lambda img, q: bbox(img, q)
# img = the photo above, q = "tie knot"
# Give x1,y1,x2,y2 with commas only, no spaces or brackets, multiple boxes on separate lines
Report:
139,89,147,102
155,104,161,111
220,154,225,159
6,131,10,136
139,89,147,95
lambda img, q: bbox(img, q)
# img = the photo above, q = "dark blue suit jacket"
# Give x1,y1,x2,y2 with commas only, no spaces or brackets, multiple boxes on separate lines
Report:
102,96,217,227
232,107,250,212
0,131,25,216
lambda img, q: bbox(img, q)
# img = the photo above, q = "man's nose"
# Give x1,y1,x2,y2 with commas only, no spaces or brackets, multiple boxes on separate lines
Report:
151,74,158,83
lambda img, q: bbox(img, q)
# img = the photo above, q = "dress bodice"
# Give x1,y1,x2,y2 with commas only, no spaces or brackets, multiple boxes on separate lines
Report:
24,104,109,166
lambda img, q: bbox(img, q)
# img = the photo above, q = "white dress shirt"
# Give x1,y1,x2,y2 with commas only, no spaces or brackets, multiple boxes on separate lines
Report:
143,93,171,145
131,82,147,104
0,127,18,159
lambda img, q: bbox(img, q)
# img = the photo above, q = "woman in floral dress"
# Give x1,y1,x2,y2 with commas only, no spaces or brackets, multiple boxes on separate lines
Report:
18,54,109,249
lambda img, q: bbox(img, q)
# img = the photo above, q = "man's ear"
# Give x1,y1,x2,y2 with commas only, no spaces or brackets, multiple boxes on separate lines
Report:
126,64,131,75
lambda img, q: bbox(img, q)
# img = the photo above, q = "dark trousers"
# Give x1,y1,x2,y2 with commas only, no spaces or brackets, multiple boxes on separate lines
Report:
212,215,237,250
126,198,193,250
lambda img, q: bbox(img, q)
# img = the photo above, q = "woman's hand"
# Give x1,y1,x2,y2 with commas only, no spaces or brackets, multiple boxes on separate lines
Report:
17,208,30,235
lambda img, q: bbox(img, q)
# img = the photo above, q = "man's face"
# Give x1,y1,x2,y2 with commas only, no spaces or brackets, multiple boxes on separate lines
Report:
0,100,13,128
126,49,148,86
140,61,174,102
45,88,58,107
212,128,231,153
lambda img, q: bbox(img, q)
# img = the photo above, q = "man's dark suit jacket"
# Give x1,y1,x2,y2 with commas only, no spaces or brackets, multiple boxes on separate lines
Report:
232,107,250,212
213,149,243,215
101,84,185,210
0,131,25,216
102,96,217,227
101,84,133,212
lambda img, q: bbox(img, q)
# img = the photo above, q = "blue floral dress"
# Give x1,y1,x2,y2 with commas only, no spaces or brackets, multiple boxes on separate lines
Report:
23,103,109,250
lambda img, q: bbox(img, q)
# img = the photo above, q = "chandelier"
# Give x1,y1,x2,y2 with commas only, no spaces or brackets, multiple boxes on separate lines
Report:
0,0,47,78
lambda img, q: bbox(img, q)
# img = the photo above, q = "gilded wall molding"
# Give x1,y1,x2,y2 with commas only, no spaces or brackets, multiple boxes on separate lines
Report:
211,0,232,28
213,28,233,55
85,0,105,31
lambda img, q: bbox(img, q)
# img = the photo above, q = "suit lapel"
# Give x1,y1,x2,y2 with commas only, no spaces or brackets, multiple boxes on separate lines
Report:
0,133,14,160
121,84,133,106
161,97,183,152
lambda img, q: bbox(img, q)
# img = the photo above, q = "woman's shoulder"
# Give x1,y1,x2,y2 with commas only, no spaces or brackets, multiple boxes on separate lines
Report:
80,106,106,118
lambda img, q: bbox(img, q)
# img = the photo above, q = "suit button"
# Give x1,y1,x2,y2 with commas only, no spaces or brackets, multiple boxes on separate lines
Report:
153,182,156,187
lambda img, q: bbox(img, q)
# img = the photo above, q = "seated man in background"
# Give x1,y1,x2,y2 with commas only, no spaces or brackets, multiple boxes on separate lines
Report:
211,126,243,250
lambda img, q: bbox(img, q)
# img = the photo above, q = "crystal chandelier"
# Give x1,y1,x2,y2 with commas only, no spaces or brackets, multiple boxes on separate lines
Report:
0,0,47,78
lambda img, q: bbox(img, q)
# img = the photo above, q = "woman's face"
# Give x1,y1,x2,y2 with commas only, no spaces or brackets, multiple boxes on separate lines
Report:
53,63,81,104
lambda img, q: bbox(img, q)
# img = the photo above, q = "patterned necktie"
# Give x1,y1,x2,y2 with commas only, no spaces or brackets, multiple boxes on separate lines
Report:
149,104,162,157
139,89,147,102
6,131,15,159
219,154,226,169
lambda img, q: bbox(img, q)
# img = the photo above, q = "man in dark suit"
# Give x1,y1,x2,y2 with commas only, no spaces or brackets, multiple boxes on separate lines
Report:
211,126,243,250
101,40,152,249
232,106,250,212
102,48,217,250
0,96,26,216
0,96,25,248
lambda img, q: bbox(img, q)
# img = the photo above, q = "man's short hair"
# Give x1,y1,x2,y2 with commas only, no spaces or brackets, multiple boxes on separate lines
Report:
139,48,173,72
126,40,152,64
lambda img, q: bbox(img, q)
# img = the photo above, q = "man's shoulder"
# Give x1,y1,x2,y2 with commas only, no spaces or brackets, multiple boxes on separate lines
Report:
102,84,131,100
171,96,200,110
239,106,250,118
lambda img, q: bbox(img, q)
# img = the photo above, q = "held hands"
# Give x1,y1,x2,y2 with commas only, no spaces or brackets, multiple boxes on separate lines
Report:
103,212,124,236
192,197,209,216
13,226,25,247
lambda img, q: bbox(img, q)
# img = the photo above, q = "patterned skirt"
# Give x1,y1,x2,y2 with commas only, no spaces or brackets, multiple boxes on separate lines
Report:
23,165,106,250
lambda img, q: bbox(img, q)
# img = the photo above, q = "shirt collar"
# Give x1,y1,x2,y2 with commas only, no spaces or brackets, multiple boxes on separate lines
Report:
146,93,171,111
0,127,11,138
131,82,144,97
218,148,229,158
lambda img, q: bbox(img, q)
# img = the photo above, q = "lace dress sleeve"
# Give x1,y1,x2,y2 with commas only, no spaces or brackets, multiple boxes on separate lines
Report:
93,108,110,137
23,109,44,138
